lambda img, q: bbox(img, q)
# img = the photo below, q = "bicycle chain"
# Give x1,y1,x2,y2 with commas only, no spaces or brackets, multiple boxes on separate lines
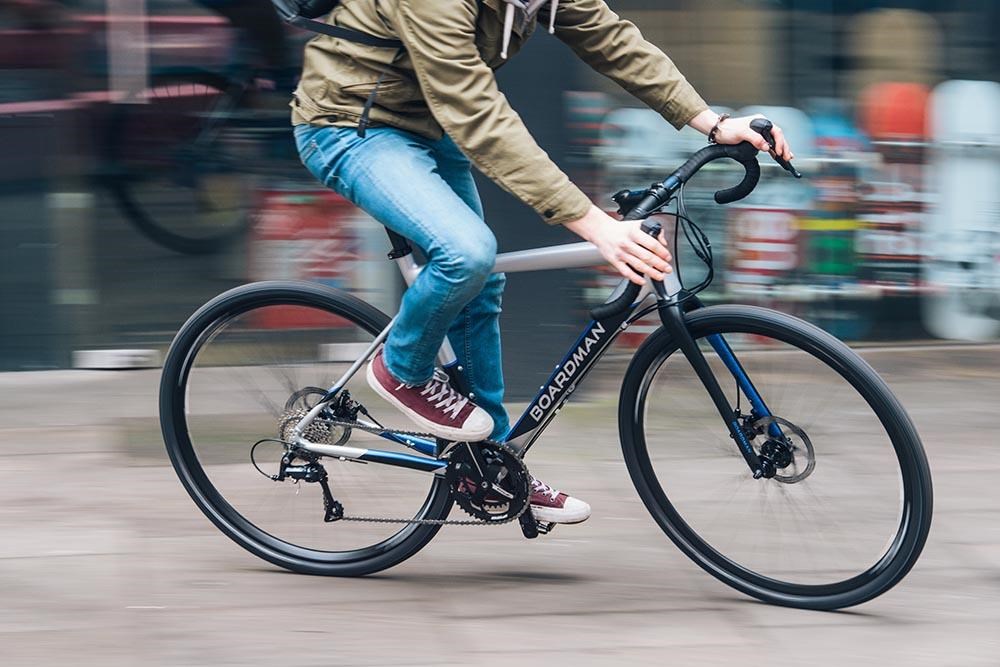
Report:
304,416,530,528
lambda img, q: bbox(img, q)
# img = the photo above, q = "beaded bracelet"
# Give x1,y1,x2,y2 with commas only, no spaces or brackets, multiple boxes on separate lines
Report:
708,113,731,145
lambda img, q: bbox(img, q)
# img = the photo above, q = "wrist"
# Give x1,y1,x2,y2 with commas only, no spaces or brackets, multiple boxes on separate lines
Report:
688,109,721,136
707,113,731,144
564,205,603,242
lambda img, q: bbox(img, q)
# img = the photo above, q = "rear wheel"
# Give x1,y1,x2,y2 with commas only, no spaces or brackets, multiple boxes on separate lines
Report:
619,305,932,609
159,281,452,576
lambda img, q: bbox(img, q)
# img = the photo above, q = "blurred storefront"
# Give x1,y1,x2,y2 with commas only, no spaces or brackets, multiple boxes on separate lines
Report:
0,0,997,374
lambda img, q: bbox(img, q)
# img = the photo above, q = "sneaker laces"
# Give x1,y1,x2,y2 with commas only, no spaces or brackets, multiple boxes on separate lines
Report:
500,0,559,58
530,477,560,501
417,369,470,421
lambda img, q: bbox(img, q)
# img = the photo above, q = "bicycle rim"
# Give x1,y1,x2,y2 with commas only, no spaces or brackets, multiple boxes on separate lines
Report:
621,305,932,609
160,282,451,575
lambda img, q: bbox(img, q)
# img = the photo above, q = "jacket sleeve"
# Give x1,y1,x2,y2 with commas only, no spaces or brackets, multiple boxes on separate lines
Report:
543,0,709,129
394,0,592,225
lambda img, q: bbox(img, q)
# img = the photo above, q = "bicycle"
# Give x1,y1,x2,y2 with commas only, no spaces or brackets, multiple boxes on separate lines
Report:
159,120,933,610
101,63,299,255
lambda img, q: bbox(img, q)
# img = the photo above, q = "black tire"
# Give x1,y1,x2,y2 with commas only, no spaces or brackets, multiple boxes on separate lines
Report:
160,281,453,576
619,305,932,610
104,68,254,255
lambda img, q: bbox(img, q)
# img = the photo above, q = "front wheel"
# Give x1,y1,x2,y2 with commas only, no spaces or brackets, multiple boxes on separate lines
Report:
160,281,452,576
619,305,932,610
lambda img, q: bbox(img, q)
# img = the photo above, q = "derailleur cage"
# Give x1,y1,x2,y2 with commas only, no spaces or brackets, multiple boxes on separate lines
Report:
275,452,344,522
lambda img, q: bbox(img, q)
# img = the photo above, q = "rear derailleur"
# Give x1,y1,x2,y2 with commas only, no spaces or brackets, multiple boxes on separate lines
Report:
273,451,343,522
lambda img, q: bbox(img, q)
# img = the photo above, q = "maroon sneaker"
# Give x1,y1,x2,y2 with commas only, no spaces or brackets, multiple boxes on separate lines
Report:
366,350,493,441
529,478,591,524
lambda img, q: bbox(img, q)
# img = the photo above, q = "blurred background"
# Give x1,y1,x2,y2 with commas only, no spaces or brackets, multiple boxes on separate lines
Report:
0,0,998,388
1,3,999,665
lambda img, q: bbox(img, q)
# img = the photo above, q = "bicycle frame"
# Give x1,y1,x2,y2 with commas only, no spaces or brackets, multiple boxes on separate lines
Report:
291,230,777,478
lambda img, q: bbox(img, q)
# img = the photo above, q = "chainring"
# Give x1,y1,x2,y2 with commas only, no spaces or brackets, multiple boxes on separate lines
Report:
445,442,530,523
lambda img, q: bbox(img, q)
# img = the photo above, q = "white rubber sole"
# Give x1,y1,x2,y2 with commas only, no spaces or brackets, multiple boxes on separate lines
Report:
531,498,592,525
365,361,493,442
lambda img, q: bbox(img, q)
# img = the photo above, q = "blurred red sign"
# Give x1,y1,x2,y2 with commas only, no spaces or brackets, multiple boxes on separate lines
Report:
252,189,360,329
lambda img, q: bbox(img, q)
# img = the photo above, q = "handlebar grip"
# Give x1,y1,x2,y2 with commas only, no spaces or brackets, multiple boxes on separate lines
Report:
715,156,760,204
589,220,660,321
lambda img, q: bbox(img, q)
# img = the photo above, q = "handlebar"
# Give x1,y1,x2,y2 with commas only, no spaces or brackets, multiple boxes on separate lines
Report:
590,119,803,321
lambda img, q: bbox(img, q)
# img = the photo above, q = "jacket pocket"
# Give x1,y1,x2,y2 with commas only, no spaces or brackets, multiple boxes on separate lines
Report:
338,78,417,109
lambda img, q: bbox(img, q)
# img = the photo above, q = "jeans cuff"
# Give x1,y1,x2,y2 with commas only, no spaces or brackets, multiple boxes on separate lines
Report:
382,345,434,387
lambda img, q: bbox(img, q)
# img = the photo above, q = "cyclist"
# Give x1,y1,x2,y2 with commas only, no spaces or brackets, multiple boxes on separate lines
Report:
292,0,794,525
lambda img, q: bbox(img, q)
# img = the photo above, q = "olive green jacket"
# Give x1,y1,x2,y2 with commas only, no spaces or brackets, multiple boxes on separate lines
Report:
291,0,708,224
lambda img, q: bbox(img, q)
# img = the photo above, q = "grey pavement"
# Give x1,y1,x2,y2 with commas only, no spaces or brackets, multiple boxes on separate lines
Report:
1,345,999,666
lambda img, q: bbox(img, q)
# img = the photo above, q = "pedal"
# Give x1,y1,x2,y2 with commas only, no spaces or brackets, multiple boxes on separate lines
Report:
518,509,556,539
518,509,539,539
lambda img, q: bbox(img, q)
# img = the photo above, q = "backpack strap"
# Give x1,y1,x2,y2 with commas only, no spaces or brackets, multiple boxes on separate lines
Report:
286,14,404,48
274,0,404,48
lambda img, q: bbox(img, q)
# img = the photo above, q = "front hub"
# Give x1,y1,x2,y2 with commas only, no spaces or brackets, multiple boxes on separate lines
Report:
748,415,816,484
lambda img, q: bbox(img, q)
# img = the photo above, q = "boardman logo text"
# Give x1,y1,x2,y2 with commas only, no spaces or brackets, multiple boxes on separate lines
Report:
529,322,606,422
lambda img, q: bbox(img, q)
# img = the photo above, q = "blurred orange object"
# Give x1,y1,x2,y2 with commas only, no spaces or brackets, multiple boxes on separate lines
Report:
858,82,931,140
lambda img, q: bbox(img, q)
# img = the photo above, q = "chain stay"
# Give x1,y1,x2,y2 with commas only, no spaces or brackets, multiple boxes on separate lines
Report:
304,417,529,527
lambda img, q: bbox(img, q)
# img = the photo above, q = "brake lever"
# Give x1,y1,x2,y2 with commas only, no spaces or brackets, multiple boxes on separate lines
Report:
749,118,803,179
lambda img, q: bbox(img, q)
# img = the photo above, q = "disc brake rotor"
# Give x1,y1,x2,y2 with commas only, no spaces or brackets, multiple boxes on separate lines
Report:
751,415,815,484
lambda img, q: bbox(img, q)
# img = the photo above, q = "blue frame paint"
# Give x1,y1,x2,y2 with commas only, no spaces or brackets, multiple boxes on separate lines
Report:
359,447,445,472
707,334,782,439
378,431,438,457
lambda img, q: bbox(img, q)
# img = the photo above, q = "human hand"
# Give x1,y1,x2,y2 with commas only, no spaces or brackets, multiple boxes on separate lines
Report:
564,205,672,285
690,111,795,162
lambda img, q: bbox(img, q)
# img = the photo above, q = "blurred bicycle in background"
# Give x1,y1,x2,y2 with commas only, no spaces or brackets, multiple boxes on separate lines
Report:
100,0,302,254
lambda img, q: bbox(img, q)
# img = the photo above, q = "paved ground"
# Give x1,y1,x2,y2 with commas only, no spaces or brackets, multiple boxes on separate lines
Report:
1,345,998,666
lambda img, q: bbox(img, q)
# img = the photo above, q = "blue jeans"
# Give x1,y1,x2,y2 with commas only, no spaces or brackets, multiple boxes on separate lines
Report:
294,124,509,439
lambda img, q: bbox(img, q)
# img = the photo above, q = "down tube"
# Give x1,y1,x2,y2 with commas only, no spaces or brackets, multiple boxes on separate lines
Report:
706,334,783,439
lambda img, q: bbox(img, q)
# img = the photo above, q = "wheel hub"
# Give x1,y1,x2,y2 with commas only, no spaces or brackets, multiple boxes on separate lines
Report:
278,387,354,446
749,415,816,484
